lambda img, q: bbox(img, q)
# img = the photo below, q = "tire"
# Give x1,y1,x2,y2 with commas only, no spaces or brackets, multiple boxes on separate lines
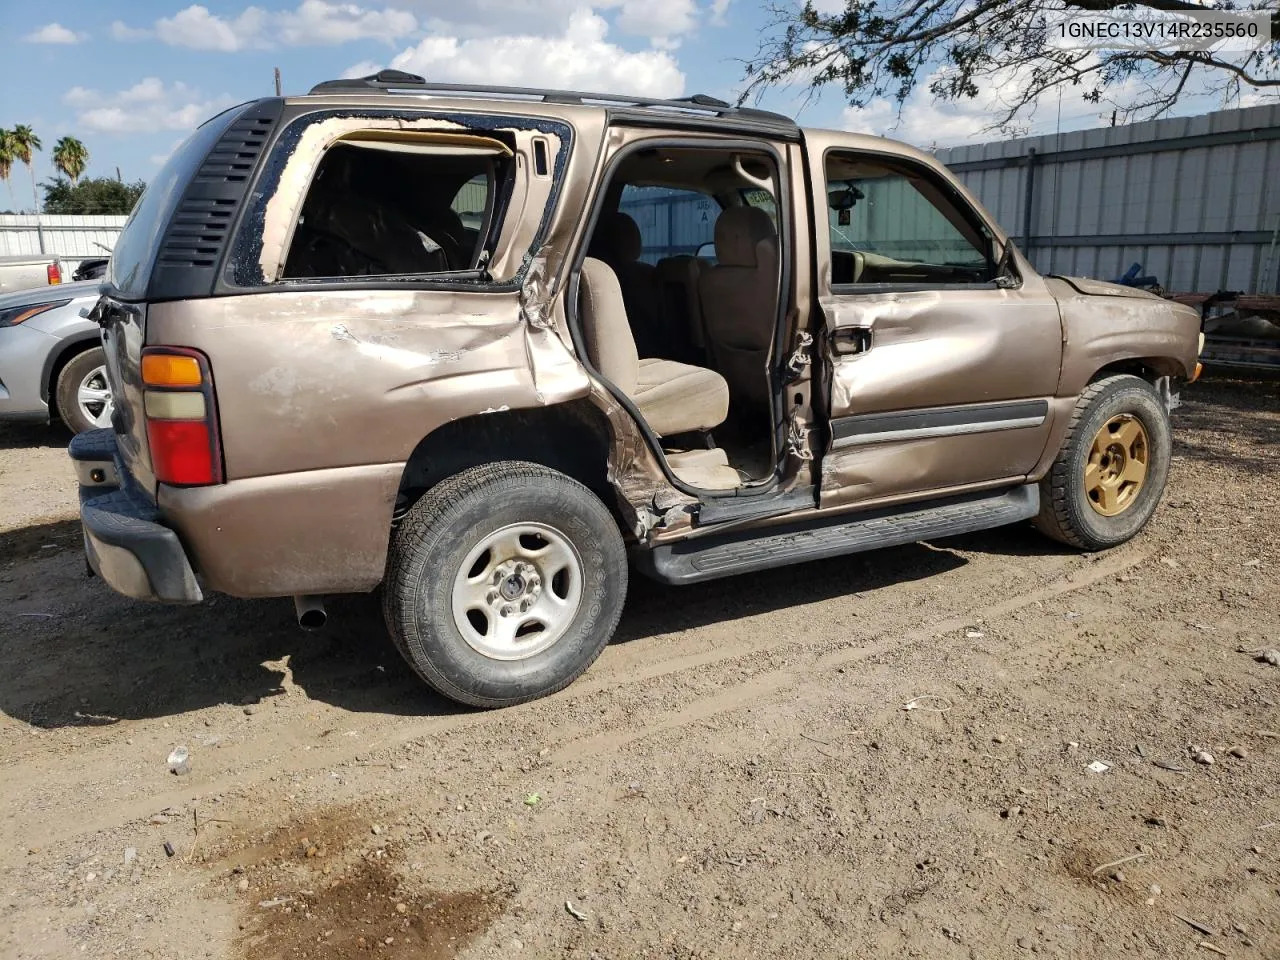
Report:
1034,374,1172,550
382,461,628,708
55,347,113,434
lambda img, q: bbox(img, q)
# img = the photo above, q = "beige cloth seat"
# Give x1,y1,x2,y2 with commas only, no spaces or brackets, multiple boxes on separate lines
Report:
579,257,729,437
698,206,780,413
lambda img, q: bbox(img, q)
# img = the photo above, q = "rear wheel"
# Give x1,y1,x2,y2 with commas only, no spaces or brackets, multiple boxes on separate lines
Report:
383,461,627,708
1034,374,1172,550
55,347,113,434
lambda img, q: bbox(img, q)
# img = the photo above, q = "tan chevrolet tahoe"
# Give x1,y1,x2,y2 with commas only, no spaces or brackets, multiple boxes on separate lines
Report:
70,71,1203,708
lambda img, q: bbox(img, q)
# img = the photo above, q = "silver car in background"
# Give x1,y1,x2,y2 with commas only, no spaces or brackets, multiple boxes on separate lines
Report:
0,280,109,434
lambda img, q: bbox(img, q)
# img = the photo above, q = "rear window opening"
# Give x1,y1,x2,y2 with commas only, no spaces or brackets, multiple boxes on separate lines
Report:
282,135,512,280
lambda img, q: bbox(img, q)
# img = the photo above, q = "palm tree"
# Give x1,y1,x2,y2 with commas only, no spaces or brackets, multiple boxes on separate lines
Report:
0,129,16,211
10,125,42,213
52,136,89,187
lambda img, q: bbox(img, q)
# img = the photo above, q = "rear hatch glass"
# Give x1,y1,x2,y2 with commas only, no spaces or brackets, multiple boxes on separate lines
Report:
106,104,247,302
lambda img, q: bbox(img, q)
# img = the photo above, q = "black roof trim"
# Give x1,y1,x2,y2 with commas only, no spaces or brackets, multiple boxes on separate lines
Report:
308,70,799,135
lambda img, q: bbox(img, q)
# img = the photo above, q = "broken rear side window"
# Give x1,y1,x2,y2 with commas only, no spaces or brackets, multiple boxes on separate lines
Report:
282,137,508,280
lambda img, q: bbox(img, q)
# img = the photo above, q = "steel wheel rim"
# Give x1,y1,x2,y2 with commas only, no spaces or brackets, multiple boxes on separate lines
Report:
450,521,584,661
1085,414,1149,517
77,366,114,429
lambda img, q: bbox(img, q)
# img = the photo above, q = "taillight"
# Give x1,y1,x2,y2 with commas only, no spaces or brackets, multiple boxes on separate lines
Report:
141,347,223,486
47,262,62,285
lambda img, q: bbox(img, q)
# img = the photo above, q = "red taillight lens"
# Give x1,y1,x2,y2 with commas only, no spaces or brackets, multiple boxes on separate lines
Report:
47,262,62,285
147,420,219,485
140,346,222,486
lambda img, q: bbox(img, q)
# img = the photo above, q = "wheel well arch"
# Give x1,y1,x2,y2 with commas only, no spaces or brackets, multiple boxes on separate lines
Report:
43,334,103,409
1090,356,1182,384
396,399,617,518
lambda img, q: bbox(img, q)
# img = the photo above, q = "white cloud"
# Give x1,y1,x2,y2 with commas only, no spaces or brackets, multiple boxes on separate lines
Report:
342,60,384,78
614,0,697,46
841,66,1121,149
276,0,417,44
386,9,685,96
24,22,85,44
709,0,731,26
110,21,152,41
116,1,417,51
154,4,268,52
62,79,236,135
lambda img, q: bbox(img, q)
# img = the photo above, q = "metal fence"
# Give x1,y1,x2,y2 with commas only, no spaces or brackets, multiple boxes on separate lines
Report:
0,214,128,264
935,103,1280,295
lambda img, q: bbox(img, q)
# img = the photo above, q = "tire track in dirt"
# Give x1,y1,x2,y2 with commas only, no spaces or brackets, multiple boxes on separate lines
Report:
552,546,1151,765
2,544,1149,855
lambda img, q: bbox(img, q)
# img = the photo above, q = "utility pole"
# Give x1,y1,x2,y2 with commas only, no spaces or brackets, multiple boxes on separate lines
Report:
274,67,282,97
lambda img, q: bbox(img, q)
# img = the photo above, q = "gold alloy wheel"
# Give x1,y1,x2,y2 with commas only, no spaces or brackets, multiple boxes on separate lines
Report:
1085,414,1150,517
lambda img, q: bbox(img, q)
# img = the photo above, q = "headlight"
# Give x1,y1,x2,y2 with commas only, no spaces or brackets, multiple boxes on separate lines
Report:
0,299,72,327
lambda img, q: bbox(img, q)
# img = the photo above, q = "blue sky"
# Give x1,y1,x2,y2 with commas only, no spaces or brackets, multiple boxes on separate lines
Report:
1,0,1273,203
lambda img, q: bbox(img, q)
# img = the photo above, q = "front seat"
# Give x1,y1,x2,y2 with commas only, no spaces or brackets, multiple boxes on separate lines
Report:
579,257,729,438
698,206,780,413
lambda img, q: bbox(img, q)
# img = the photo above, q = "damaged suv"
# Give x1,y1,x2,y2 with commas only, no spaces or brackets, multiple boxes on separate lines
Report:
71,72,1202,707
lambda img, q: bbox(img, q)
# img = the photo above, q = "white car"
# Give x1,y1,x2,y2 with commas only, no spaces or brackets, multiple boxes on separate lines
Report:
0,280,109,433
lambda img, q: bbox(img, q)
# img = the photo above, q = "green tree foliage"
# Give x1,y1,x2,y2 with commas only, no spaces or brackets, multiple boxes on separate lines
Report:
0,129,16,209
42,177,146,216
10,125,42,211
746,0,1280,132
52,136,90,185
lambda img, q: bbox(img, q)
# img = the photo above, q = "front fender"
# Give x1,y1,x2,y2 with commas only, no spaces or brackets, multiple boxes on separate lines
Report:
1049,276,1200,394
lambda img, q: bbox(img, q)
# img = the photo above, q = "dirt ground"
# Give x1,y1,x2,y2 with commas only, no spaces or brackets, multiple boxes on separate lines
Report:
1,377,1277,960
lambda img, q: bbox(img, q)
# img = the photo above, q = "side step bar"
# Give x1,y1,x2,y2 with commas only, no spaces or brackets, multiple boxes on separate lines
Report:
635,485,1039,585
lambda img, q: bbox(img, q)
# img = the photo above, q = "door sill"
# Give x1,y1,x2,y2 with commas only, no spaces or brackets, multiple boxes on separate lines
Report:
635,484,1038,585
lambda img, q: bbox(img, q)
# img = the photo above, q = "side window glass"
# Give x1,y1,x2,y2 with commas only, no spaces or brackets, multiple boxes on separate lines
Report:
740,187,778,226
618,184,717,265
282,141,501,280
824,154,992,286
450,173,492,268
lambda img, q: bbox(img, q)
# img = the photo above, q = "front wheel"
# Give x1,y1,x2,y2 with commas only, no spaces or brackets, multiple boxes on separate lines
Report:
1034,374,1172,550
383,461,628,708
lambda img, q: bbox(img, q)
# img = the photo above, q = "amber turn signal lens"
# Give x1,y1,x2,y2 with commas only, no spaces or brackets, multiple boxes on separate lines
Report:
1189,362,1203,383
142,354,203,387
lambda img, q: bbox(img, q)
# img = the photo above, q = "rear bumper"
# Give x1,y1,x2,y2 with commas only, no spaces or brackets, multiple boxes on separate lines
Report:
70,428,202,603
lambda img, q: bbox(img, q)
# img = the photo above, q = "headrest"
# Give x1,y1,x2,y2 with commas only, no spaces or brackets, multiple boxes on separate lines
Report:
714,206,777,267
589,211,643,263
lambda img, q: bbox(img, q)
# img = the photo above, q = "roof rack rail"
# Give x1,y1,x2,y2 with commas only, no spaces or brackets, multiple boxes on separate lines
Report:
307,71,797,132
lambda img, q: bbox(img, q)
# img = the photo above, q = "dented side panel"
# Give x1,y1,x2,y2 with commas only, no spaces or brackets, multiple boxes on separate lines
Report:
1050,276,1201,395
149,289,591,480
816,275,1063,506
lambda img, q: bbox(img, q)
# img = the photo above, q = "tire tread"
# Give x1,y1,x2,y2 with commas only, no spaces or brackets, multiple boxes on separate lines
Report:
382,461,626,708
1034,374,1165,549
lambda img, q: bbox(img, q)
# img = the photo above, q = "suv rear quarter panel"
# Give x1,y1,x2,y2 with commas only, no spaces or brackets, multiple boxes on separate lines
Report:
142,104,615,598
149,288,592,596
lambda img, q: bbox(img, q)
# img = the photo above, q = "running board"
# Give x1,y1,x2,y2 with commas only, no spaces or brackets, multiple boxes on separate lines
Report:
635,485,1039,585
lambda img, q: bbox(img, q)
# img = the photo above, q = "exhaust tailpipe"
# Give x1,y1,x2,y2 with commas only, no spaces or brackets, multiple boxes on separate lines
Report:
293,595,327,630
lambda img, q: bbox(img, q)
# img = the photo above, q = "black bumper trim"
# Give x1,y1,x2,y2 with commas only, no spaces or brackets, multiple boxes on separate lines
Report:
72,430,202,604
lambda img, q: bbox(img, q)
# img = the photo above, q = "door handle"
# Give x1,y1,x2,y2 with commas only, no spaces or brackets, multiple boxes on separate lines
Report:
831,326,872,355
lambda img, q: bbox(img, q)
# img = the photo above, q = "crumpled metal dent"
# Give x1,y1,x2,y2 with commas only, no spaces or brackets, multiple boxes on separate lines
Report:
519,254,555,330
